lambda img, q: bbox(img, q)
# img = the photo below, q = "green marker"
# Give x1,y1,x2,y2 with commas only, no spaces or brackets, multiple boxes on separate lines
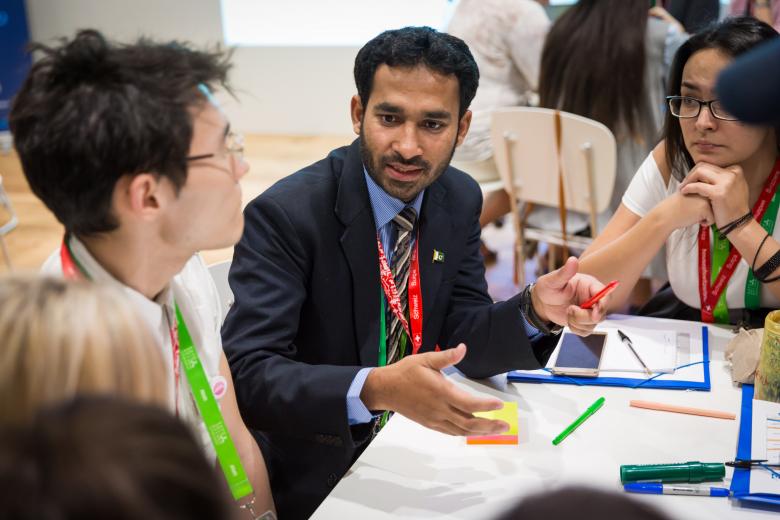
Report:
552,397,605,446
620,461,725,484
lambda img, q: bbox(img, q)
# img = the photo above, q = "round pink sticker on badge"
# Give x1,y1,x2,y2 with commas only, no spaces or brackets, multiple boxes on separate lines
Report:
210,376,227,400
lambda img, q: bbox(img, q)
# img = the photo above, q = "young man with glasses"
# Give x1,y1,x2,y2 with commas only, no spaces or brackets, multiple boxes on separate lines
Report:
11,30,275,518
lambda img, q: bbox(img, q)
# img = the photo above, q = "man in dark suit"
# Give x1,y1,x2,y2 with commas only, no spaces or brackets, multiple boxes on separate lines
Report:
222,27,609,519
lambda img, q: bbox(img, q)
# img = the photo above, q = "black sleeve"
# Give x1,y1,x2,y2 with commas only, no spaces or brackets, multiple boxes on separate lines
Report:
222,195,369,447
440,190,556,379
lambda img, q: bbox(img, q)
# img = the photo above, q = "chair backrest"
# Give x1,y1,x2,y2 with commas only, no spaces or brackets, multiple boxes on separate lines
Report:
490,107,617,214
207,260,233,323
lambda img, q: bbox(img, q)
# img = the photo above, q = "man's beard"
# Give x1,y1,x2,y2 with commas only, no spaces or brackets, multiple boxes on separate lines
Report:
360,126,456,202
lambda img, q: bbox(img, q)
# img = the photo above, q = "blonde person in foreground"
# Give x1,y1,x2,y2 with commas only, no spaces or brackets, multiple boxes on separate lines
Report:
0,275,167,426
9,31,275,518
579,17,780,328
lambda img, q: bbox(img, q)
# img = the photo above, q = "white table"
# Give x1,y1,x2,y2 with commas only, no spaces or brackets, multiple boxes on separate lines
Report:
312,318,777,519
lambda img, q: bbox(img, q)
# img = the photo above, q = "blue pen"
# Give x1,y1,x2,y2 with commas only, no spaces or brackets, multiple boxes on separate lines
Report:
624,482,729,497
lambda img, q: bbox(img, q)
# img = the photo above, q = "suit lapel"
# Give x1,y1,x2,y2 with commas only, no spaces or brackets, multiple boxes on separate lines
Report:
335,140,380,367
418,179,452,352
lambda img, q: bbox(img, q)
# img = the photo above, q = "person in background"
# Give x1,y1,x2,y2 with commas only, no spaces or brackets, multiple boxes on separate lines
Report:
0,275,166,427
0,397,236,520
10,30,274,518
537,0,688,307
730,0,780,32
447,0,551,262
222,26,610,519
579,17,780,328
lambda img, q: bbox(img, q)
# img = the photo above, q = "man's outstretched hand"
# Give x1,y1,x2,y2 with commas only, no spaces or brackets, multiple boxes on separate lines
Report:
361,344,509,436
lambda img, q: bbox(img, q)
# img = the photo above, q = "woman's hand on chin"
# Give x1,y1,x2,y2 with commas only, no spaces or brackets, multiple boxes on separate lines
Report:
679,162,750,229
654,190,715,232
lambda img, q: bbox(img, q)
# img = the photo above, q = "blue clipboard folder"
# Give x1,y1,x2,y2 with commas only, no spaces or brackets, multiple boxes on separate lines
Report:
730,384,780,508
508,320,711,391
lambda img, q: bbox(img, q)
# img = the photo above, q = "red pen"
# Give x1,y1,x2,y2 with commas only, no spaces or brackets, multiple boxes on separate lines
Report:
580,280,619,309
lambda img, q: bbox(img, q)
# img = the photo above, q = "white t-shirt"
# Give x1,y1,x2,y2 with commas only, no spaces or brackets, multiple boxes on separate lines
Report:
622,153,780,310
42,236,224,459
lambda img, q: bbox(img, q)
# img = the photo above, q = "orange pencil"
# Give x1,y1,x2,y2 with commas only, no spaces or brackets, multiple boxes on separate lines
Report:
629,400,736,420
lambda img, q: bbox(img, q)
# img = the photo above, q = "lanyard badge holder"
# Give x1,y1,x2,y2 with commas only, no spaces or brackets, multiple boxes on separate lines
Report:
375,232,424,430
60,238,263,516
699,159,780,324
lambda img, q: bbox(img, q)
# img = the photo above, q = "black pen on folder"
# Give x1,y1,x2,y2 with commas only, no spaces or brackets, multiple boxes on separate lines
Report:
617,329,652,376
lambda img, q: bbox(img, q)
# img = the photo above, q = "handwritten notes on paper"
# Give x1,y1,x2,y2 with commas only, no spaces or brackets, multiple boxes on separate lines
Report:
750,399,780,493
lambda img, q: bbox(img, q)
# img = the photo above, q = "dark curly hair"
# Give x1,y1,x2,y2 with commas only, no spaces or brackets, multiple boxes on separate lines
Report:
9,29,232,235
353,26,479,119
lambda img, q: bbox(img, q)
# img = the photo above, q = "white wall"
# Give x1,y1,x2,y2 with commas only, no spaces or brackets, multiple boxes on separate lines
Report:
228,46,357,136
24,0,358,135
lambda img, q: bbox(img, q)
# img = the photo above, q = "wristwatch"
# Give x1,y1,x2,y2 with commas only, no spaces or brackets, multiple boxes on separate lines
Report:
520,283,563,336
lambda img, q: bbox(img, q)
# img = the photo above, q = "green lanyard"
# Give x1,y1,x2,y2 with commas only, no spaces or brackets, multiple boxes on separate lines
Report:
377,293,407,428
711,228,731,324
379,294,387,367
746,191,780,310
377,292,408,366
175,305,254,501
60,237,253,501
710,190,780,323
378,295,390,428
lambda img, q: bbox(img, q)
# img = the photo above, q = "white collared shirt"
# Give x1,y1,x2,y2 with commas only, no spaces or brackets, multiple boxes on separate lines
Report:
42,236,223,459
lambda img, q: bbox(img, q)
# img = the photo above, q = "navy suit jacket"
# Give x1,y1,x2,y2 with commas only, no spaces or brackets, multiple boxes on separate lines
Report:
222,139,555,519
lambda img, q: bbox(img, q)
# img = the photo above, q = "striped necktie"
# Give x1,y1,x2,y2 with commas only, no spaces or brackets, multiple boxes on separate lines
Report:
386,206,418,365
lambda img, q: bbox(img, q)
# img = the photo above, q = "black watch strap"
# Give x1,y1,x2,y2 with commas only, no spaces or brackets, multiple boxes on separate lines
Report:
521,283,563,336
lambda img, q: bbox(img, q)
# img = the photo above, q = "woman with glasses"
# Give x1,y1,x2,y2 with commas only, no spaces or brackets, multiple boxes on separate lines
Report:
578,17,779,327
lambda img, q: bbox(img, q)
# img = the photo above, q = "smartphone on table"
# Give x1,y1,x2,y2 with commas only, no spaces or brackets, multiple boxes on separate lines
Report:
550,332,608,377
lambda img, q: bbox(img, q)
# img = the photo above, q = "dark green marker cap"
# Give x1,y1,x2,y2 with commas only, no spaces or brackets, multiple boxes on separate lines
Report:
620,461,725,484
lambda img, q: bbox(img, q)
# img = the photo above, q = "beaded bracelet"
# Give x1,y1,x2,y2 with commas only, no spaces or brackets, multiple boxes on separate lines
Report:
718,211,754,238
756,248,780,282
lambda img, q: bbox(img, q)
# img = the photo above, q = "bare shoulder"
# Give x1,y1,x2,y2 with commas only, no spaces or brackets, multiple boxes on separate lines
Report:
652,141,673,187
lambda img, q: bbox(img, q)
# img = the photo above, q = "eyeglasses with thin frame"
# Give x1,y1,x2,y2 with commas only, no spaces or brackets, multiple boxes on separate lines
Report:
186,131,245,173
666,96,738,121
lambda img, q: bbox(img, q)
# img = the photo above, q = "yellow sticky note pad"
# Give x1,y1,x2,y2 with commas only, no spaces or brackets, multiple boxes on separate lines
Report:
467,401,519,445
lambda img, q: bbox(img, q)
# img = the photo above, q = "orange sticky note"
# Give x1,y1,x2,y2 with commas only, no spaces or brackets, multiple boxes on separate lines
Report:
467,401,519,445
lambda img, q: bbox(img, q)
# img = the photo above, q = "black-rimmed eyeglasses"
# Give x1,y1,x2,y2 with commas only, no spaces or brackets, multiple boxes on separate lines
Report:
666,96,738,121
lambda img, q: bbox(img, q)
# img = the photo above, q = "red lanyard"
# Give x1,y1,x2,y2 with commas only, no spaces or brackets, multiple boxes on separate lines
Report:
698,160,780,322
60,238,181,416
166,312,181,417
376,234,423,355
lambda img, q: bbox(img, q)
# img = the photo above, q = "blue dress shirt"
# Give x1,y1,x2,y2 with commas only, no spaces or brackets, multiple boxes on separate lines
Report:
346,169,541,425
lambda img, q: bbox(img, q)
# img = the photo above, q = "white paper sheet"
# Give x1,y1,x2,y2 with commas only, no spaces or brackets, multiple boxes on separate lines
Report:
547,324,678,374
749,398,780,494
511,314,707,384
